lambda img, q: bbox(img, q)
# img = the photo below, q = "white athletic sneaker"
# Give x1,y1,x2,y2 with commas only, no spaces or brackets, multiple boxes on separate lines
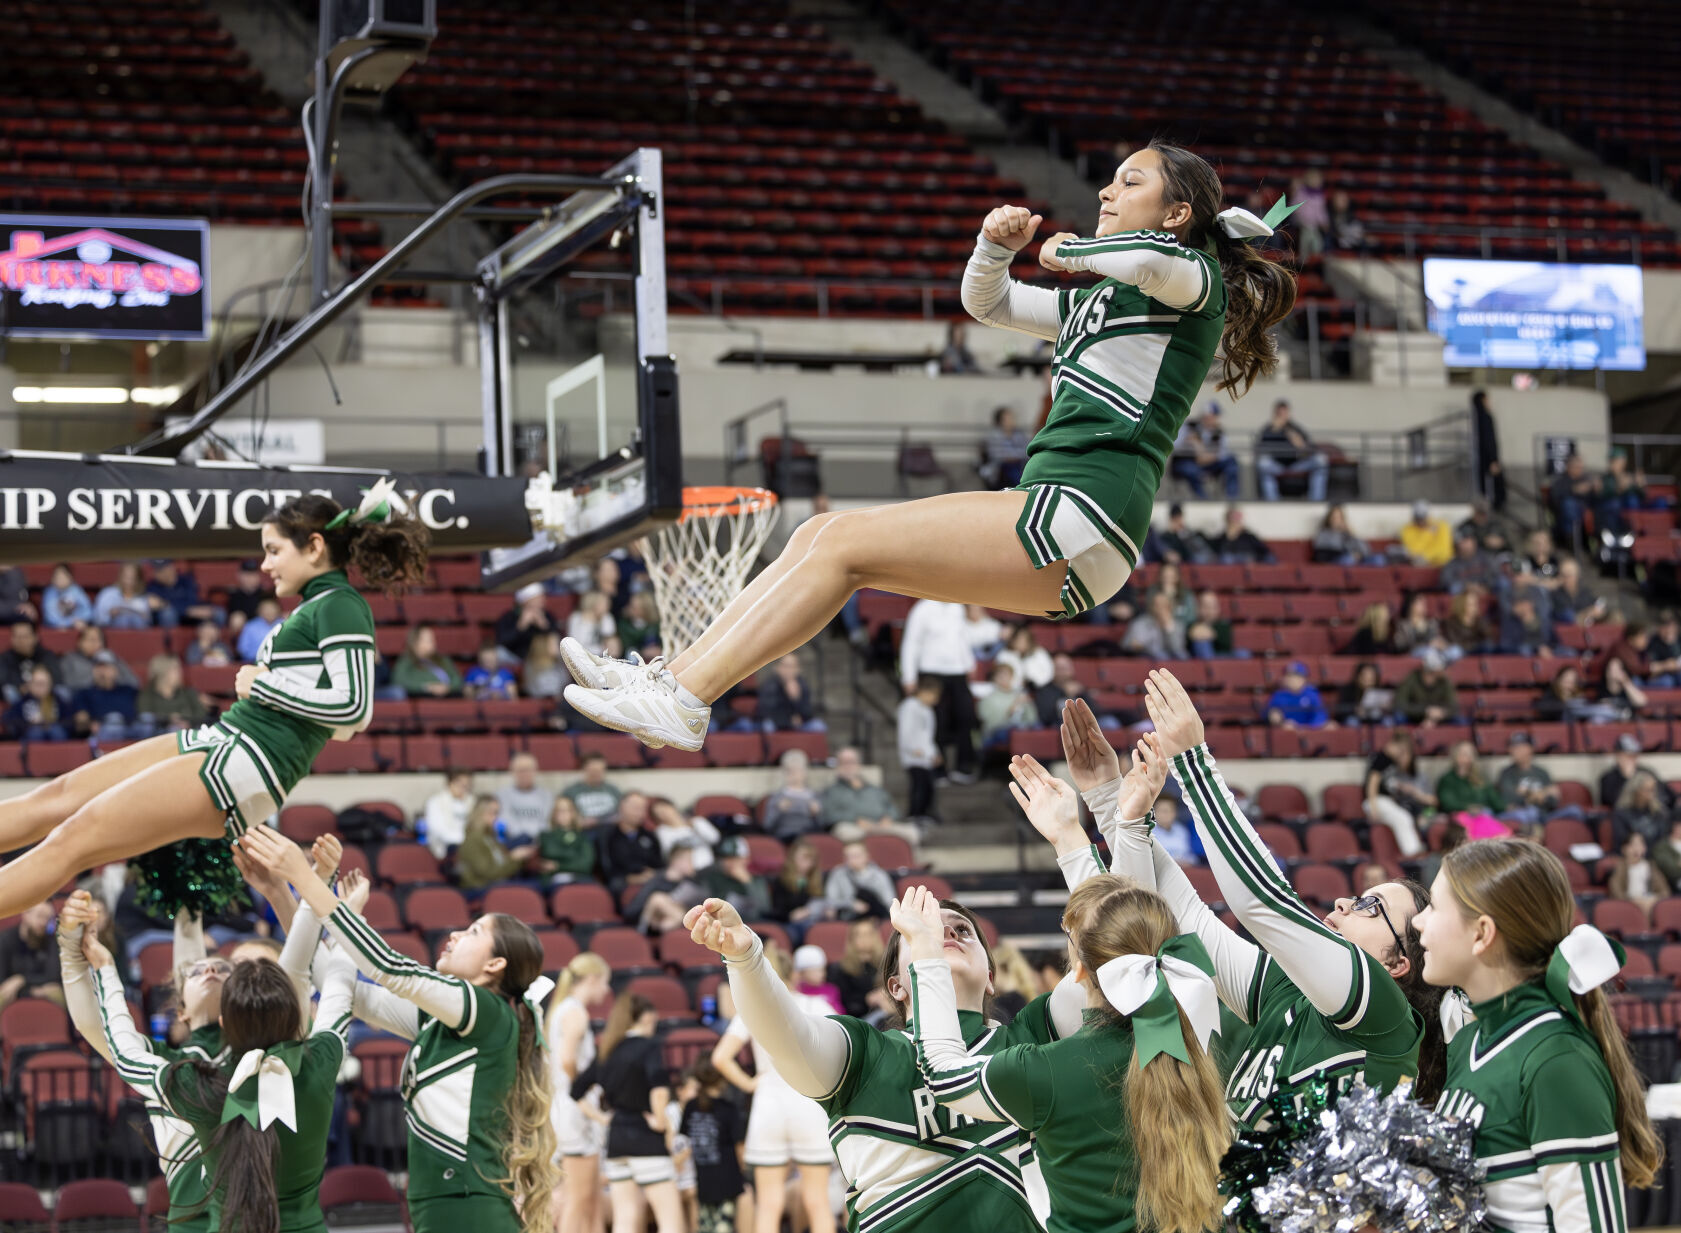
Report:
559,637,644,690
563,661,710,752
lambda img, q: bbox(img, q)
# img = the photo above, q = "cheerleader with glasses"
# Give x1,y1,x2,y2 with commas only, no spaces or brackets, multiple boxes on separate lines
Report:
560,141,1297,753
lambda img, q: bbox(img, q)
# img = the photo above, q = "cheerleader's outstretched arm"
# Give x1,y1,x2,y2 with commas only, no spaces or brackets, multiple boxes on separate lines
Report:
1148,840,1261,1021
59,917,119,1068
907,955,1051,1128
962,235,1064,341
1051,234,1215,313
722,932,851,1101
284,899,420,1040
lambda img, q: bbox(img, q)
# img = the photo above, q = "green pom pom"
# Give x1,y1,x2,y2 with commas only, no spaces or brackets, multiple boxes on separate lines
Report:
132,839,250,920
1221,1079,1337,1233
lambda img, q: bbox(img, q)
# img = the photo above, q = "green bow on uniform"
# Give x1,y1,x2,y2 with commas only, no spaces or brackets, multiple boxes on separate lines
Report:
1544,923,1625,1023
1096,933,1222,1068
325,476,398,531
221,1041,306,1132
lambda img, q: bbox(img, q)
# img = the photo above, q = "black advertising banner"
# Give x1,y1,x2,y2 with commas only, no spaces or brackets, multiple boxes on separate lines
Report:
0,452,534,564
0,214,209,340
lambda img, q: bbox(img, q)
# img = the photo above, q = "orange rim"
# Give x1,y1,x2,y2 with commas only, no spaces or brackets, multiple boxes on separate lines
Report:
678,485,779,522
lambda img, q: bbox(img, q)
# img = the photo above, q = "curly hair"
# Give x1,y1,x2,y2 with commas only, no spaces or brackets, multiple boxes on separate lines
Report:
265,491,430,596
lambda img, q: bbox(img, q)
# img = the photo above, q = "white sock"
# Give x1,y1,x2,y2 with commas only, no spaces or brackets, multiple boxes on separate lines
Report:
670,676,706,709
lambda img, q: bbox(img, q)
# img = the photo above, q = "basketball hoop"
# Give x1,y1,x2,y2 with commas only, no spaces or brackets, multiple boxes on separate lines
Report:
641,486,781,658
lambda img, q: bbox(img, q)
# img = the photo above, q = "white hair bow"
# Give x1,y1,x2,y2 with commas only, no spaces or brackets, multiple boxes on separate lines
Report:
1216,195,1301,242
1096,950,1222,1064
525,975,556,1046
224,1047,298,1131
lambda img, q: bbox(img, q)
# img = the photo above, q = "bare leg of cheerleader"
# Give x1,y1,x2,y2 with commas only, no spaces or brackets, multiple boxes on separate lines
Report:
0,733,181,853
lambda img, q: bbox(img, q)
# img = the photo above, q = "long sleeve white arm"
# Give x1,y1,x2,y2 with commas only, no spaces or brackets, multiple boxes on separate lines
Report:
322,903,471,1031
276,900,325,1012
309,951,358,1047
91,965,175,1109
1053,235,1214,313
172,911,207,980
961,235,1063,341
58,923,118,1067
278,901,420,1039
250,644,376,733
722,934,852,1100
1150,840,1260,1020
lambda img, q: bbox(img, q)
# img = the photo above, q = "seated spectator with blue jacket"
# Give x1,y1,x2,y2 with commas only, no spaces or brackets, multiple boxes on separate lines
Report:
70,652,147,741
1265,660,1329,729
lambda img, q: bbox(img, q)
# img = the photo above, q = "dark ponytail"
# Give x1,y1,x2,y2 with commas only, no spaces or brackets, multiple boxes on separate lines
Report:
1147,140,1298,398
1391,878,1447,1105
267,491,431,597
165,959,302,1233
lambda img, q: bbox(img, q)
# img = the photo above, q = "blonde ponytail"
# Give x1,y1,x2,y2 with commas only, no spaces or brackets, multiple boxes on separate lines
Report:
486,916,560,1233
1580,987,1662,1187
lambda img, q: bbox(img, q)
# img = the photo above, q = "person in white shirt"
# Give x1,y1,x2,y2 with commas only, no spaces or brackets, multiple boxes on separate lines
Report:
420,768,472,857
996,622,1055,691
496,751,556,842
897,676,941,821
898,599,977,782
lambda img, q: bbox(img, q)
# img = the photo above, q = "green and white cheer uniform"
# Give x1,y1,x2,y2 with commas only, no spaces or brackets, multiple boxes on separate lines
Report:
180,569,376,836
962,231,1225,617
316,902,528,1233
1062,745,1422,1133
723,933,1086,1233
88,958,353,1233
1437,981,1627,1233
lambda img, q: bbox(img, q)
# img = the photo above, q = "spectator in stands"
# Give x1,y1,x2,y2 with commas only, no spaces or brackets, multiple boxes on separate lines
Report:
1435,740,1507,821
0,567,31,625
58,625,137,693
996,624,1054,692
981,407,1030,489
1653,818,1681,893
1600,733,1677,812
1036,653,1109,728
759,653,824,732
897,675,941,822
1455,496,1504,548
518,630,566,700
793,944,846,1015
1148,561,1196,626
235,596,282,662
464,644,520,700
898,599,976,782
1333,661,1392,726
648,798,718,868
1212,504,1275,564
1417,820,1468,892
1147,503,1215,565
1311,504,1370,565
1549,453,1598,548
537,796,598,884
1290,168,1329,258
829,919,890,1022
455,794,537,892
1612,772,1673,851
938,320,980,374
628,840,710,934
94,562,162,629
495,583,555,661
392,624,464,699
563,752,623,826
963,604,1005,660
1327,189,1365,252
1649,609,1681,687
1498,591,1558,659
1598,451,1648,536
1468,392,1506,512
1170,403,1240,499
0,620,59,704
825,841,896,920
977,662,1037,749
183,620,234,668
1343,602,1396,656
1607,831,1669,919
1549,558,1606,626
70,651,144,741
147,561,219,628
2,666,68,741
420,768,473,859
1151,796,1204,865
1534,664,1602,723
1394,593,1449,659
1363,730,1433,857
136,654,205,733
1601,655,1648,719
616,592,660,660
701,836,770,923
1495,732,1576,830
566,591,617,658
1186,590,1234,659
760,748,825,843
1442,587,1496,657
1122,591,1188,660
1439,530,1500,595
1519,530,1563,598
1607,623,1653,686
1399,500,1453,569
769,838,831,937
820,746,910,841
1265,660,1328,730
41,565,93,630
1395,649,1459,727
496,751,554,842
1255,399,1328,502
598,791,658,896
0,902,61,1011
223,559,271,632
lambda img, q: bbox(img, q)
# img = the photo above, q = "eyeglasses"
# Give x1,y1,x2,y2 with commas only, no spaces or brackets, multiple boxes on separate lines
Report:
185,960,233,981
1348,894,1404,953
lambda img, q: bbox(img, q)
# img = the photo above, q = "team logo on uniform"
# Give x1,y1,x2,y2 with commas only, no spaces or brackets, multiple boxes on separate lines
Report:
0,227,204,310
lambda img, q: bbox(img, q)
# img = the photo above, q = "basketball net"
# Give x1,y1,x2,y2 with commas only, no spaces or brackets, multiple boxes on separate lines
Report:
641,486,781,659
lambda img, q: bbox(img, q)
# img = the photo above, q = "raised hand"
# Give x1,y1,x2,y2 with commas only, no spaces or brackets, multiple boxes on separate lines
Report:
338,868,371,915
683,899,755,962
889,883,947,963
981,205,1043,253
310,834,343,883
59,888,99,932
1008,755,1083,849
1037,231,1079,272
237,825,310,883
1061,697,1121,792
1142,669,1206,759
1116,731,1169,822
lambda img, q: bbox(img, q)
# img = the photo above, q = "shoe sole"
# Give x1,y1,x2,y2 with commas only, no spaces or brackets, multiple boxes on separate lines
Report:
559,638,607,689
563,684,707,753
